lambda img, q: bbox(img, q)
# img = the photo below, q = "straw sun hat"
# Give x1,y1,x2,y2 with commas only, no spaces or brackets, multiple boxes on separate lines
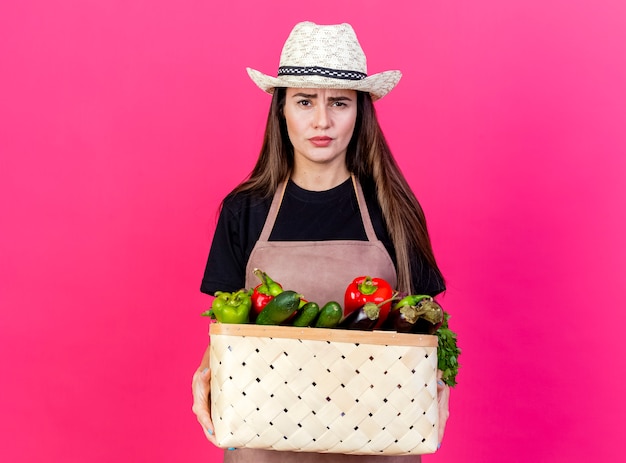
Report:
247,22,402,101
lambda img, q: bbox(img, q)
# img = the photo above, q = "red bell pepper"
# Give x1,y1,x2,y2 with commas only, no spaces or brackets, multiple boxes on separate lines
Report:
344,276,394,328
251,268,283,315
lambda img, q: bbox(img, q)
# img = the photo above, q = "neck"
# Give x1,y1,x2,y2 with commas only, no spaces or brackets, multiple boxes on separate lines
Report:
291,163,351,191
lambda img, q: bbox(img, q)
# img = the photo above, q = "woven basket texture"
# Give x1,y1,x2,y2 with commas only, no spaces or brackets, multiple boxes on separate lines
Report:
210,324,438,455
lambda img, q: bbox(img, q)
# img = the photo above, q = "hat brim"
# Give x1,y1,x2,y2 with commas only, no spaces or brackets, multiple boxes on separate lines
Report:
247,68,402,101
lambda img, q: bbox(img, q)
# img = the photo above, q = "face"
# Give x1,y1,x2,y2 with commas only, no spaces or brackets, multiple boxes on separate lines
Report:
283,88,357,169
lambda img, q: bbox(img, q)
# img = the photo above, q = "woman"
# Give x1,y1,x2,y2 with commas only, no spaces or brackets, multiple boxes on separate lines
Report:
192,22,450,462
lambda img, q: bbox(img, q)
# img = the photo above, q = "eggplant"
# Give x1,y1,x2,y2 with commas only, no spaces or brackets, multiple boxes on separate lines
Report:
411,299,444,334
381,297,444,334
338,302,380,330
381,304,421,332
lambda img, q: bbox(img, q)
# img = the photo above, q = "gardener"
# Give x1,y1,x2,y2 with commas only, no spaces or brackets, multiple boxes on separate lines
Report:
192,21,450,462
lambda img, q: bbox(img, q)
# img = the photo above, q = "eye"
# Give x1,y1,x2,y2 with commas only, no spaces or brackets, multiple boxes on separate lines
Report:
297,99,312,107
331,100,349,108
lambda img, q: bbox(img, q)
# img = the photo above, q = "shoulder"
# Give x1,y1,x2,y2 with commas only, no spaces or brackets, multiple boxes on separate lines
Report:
221,188,272,218
359,178,380,207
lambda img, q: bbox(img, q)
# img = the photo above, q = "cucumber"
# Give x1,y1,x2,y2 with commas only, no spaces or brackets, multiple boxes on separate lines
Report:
314,301,343,328
292,302,320,327
255,290,302,325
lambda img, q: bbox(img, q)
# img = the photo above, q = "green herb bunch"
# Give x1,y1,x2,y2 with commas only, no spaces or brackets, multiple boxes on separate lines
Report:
436,312,461,387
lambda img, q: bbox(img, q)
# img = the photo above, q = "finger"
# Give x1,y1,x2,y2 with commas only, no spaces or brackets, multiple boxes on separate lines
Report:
192,367,217,444
436,378,450,446
202,423,218,445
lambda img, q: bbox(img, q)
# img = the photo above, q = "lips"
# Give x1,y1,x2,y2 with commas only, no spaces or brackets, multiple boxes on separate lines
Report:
309,136,333,147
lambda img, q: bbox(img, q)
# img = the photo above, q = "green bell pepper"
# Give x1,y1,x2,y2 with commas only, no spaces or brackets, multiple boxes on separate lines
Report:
201,289,252,324
394,294,432,310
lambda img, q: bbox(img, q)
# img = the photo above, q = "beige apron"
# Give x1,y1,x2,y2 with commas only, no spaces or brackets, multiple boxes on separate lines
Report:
244,176,397,306
228,178,419,463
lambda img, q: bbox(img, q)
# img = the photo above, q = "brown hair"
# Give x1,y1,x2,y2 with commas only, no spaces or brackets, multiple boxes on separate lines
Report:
232,88,443,294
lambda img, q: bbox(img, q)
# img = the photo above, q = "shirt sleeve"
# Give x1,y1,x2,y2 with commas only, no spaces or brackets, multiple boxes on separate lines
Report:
363,182,445,296
200,199,247,296
410,252,446,296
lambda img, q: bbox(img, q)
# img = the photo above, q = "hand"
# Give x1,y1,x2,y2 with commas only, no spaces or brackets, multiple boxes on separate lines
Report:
437,369,450,447
192,366,217,445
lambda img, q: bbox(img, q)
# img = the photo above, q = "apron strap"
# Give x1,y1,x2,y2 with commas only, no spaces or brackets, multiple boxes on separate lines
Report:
258,175,378,242
258,180,287,241
351,175,379,242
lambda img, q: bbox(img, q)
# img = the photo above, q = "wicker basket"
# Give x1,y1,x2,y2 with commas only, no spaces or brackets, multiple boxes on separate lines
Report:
209,323,439,455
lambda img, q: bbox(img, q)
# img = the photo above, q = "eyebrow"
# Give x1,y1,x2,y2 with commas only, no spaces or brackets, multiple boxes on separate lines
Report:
291,92,353,102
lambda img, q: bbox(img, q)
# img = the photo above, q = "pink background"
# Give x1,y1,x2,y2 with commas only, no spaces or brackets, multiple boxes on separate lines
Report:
1,1,625,462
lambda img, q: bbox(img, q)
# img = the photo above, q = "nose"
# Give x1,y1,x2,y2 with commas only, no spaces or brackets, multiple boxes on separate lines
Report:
313,105,330,129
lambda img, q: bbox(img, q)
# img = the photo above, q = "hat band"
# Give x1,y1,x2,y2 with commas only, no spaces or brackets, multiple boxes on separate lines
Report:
278,66,366,81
